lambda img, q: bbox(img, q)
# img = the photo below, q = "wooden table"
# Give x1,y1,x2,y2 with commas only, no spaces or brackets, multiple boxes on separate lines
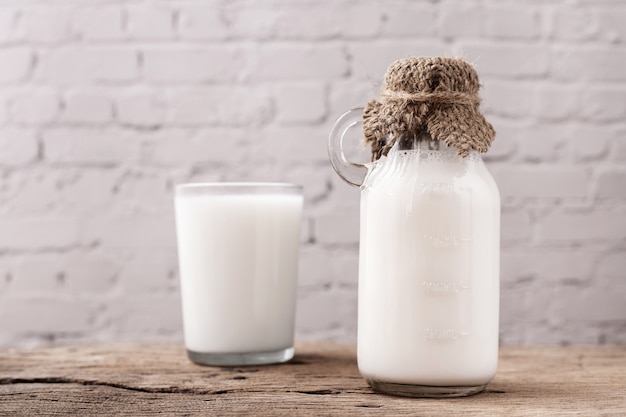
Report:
0,343,624,416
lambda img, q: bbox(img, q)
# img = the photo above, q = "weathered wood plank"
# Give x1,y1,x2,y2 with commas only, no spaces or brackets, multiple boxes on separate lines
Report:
0,343,624,416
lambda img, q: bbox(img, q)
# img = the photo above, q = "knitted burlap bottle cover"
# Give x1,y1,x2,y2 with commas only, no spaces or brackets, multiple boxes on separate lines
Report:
362,57,496,160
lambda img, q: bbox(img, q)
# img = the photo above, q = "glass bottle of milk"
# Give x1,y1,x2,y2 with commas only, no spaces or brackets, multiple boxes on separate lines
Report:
329,113,500,398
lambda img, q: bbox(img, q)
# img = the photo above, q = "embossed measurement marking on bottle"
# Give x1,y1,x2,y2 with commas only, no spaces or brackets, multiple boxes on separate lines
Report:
422,281,472,296
422,233,467,248
425,328,471,341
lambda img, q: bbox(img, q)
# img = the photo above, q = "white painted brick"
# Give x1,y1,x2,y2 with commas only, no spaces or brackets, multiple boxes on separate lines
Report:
553,7,626,43
167,86,272,126
0,217,80,250
568,124,615,162
243,44,347,82
330,248,358,288
296,288,357,334
482,119,518,162
315,213,359,245
501,250,596,285
327,80,375,120
0,259,12,296
349,40,447,81
0,128,38,166
177,5,230,40
235,4,380,39
483,138,516,163
71,6,125,41
595,169,626,200
221,5,345,40
145,128,244,166
107,294,182,336
0,94,6,124
64,255,120,294
19,7,70,44
338,4,382,38
112,171,171,215
498,324,525,345
301,215,315,245
142,47,240,83
299,245,333,288
93,48,138,83
596,251,626,282
165,89,216,125
0,298,97,335
522,323,602,345
325,175,361,212
120,250,176,293
0,8,19,44
8,90,60,124
250,126,330,164
531,84,579,121
185,4,378,41
552,9,598,41
493,166,588,199
513,124,569,163
12,256,63,294
127,5,174,40
460,43,549,78
552,47,626,82
381,3,436,37
555,284,625,322
274,83,326,124
486,6,539,39
221,162,278,186
537,208,626,242
579,87,626,122
84,215,176,249
61,90,112,124
439,5,484,38
500,289,527,326
500,285,553,325
600,323,626,344
596,8,626,42
481,80,534,118
4,168,58,214
9,253,118,296
237,3,383,40
59,168,117,212
231,6,335,40
115,90,166,128
37,47,137,85
283,164,330,203
43,128,141,165
501,209,531,243
614,133,626,162
0,48,33,83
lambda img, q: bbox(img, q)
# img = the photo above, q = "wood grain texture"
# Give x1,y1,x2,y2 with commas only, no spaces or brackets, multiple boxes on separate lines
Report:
0,343,625,416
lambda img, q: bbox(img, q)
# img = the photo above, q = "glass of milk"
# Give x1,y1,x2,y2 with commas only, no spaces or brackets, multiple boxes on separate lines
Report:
174,183,303,366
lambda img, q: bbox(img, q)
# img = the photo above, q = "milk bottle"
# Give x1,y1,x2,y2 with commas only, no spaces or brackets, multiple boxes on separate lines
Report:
358,137,500,396
328,57,500,397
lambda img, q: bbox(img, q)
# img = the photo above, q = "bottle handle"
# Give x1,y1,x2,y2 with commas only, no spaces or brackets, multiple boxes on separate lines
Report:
327,108,369,187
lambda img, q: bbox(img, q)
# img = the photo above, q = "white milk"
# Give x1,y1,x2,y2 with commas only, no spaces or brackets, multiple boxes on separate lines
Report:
358,146,500,387
175,186,303,354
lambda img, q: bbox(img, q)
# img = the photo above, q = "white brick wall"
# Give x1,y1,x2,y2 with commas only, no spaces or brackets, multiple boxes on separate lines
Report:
0,0,624,348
